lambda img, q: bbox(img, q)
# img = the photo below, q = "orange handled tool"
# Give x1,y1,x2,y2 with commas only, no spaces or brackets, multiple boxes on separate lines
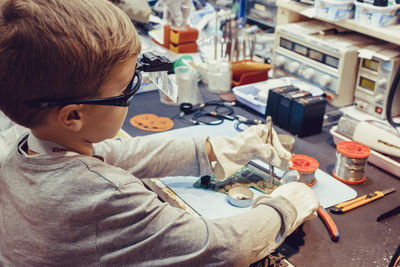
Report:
318,206,340,242
330,187,396,214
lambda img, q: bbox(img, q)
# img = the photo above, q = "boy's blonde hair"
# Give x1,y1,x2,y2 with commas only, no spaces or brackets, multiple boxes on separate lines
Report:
0,0,141,128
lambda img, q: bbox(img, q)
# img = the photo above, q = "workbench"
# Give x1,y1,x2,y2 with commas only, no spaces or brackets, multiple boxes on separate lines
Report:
122,86,400,266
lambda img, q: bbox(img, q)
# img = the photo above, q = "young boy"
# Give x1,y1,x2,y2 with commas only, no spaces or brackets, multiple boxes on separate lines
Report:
0,0,318,266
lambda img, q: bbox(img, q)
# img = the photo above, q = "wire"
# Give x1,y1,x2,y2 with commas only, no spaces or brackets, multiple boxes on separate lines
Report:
386,67,400,129
175,101,236,126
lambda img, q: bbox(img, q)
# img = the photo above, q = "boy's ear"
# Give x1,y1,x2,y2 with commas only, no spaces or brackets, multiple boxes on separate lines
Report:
57,105,84,132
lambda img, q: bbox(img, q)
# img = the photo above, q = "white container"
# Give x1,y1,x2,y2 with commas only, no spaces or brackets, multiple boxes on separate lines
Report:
354,2,400,26
315,0,354,20
206,61,232,94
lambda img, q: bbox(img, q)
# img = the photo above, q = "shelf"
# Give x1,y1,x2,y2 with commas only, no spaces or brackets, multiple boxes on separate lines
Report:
276,0,400,45
246,16,276,28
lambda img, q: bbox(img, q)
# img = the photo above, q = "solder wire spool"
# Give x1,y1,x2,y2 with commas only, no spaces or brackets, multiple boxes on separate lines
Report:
332,141,371,184
290,154,319,187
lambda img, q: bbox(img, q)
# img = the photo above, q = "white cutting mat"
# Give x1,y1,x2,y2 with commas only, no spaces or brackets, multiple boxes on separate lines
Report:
153,121,357,219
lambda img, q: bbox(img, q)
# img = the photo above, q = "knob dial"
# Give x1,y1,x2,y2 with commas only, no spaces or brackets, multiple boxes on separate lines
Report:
377,78,387,88
375,93,384,102
319,75,332,87
274,55,286,67
287,62,300,73
303,68,315,80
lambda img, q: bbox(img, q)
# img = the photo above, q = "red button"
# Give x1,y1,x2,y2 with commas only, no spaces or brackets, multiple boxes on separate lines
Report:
375,107,382,114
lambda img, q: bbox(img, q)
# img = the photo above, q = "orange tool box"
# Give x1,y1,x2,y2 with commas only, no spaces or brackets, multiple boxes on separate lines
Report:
159,25,198,54
231,60,272,87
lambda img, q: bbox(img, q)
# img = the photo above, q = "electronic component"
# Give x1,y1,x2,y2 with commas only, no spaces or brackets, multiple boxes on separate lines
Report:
276,90,311,130
272,20,379,107
193,161,299,194
288,95,327,137
354,44,400,119
265,85,298,123
193,163,280,194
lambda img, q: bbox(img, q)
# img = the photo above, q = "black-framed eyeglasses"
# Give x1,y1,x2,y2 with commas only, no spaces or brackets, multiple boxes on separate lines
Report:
25,71,142,109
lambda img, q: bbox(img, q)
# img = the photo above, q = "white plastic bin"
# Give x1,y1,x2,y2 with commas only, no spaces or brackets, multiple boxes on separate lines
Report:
315,0,354,20
354,1,400,26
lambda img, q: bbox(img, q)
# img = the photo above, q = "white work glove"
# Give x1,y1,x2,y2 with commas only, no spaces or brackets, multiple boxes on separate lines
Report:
254,182,319,234
114,0,152,23
157,0,194,28
209,117,292,180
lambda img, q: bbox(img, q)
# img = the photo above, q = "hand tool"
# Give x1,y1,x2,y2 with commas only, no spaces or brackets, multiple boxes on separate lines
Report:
214,11,218,60
242,35,246,60
389,244,400,267
318,206,340,242
330,187,396,214
265,117,275,181
250,34,256,60
377,205,400,222
224,20,232,61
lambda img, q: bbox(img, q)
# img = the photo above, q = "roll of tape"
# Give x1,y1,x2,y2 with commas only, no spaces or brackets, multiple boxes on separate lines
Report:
227,186,254,208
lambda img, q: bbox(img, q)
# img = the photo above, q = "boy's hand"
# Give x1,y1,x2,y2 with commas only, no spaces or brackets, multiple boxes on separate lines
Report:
208,118,292,180
253,182,319,233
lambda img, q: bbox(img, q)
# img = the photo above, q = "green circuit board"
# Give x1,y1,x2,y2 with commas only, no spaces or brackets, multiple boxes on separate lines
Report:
193,163,281,194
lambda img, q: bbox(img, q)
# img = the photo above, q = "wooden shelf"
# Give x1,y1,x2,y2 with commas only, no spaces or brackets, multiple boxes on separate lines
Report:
276,0,400,45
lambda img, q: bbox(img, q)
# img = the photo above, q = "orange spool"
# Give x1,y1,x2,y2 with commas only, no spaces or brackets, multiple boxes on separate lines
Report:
290,154,319,187
332,141,370,185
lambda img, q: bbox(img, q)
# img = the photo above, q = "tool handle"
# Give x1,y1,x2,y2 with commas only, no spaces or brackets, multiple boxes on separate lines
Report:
332,191,384,213
334,195,368,209
318,206,340,242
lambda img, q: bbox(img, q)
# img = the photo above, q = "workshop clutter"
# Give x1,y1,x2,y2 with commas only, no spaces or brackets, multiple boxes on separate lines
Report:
354,1,400,26
315,0,355,21
313,0,400,25
266,85,327,137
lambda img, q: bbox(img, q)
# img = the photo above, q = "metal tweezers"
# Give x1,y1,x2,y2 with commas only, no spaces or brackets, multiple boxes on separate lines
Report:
265,116,275,180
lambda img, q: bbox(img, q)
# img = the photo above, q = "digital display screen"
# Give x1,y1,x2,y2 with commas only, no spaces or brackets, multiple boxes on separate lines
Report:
362,58,379,72
293,43,308,56
280,38,292,50
325,55,339,68
359,76,376,92
308,49,324,62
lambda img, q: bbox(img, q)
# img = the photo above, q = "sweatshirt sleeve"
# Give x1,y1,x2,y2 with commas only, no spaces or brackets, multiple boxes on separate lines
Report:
93,170,298,267
93,135,213,178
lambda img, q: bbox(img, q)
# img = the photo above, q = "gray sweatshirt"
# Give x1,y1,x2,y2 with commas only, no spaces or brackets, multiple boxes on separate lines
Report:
0,134,297,266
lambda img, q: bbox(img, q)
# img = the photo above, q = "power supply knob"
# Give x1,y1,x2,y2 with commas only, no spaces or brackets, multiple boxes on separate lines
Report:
375,93,385,102
274,55,286,67
287,61,300,73
319,75,332,87
377,78,387,88
303,68,315,80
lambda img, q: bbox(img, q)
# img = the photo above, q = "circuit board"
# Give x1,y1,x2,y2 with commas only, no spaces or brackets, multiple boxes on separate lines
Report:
193,162,281,194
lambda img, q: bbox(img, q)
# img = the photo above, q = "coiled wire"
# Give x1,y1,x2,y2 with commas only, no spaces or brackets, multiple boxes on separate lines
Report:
333,152,368,182
298,172,317,187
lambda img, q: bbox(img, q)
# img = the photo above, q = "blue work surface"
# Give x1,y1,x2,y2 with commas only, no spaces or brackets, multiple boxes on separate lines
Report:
154,121,357,219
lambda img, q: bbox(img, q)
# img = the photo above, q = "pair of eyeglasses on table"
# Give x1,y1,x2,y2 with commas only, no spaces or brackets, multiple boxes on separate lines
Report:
24,71,142,109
